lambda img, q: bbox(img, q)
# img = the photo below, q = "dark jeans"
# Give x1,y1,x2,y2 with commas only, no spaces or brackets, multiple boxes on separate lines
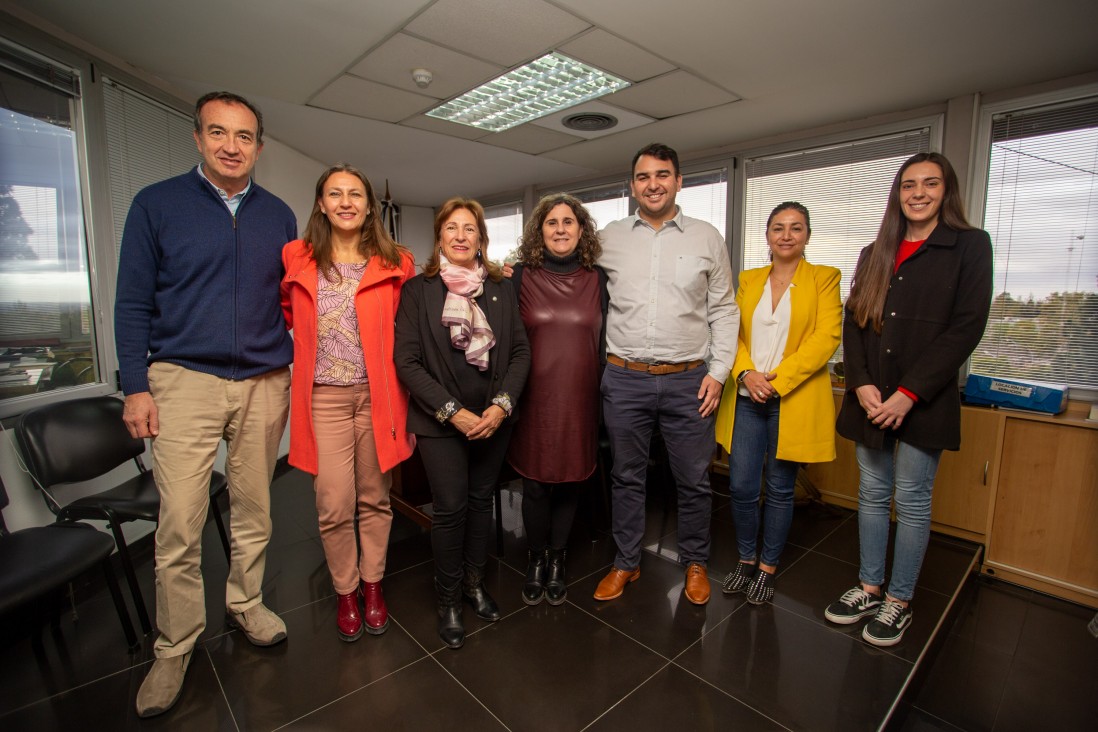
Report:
418,423,513,589
729,394,800,567
601,363,715,570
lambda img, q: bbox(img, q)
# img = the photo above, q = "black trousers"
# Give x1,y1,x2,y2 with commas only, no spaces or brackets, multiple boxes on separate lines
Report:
418,423,513,589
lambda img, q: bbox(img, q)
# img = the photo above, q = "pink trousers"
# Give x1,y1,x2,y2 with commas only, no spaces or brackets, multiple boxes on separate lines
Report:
311,383,392,594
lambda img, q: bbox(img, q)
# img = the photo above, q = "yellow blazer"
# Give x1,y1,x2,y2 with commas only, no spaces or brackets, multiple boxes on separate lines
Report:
715,258,842,463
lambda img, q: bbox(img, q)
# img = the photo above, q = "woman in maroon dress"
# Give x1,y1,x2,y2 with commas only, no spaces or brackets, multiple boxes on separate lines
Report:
508,193,607,606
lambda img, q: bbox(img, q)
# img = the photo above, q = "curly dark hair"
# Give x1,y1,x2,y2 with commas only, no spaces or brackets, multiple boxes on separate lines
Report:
516,193,601,270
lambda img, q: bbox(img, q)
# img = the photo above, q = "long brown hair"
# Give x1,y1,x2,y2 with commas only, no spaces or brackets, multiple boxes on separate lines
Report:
422,197,502,281
847,152,973,332
301,164,406,277
517,193,601,269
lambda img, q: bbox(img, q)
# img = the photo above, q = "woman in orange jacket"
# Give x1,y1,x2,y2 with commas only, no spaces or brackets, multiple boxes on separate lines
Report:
281,164,415,641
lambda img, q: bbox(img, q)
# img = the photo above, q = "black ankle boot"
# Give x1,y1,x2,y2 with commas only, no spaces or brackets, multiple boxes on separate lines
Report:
545,548,567,606
522,550,548,606
463,569,501,622
435,580,464,649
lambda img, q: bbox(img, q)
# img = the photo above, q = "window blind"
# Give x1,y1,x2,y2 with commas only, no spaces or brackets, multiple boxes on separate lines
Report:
973,97,1098,392
102,80,200,262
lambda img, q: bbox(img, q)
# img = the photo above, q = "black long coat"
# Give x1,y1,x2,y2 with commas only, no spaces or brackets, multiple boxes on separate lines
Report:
394,273,530,438
836,223,993,451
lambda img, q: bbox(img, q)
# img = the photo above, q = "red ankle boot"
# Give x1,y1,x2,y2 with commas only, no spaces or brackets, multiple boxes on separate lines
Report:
362,580,389,635
336,590,363,642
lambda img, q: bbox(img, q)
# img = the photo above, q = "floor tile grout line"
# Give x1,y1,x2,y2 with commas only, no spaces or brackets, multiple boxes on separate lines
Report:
0,658,138,720
666,658,797,732
202,642,242,732
269,654,436,731
577,659,675,731
877,549,983,730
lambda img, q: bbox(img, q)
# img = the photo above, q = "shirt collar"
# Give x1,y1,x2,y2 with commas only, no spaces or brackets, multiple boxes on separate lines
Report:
196,163,252,204
630,205,684,232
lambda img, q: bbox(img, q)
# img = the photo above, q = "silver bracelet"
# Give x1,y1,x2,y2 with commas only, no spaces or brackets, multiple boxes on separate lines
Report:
435,400,458,424
491,393,513,416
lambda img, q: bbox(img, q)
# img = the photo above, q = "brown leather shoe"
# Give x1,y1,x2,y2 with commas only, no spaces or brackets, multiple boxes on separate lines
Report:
593,566,640,601
683,563,710,605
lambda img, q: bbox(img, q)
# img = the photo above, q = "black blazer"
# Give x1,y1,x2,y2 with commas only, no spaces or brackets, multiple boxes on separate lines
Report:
395,273,530,438
837,223,993,451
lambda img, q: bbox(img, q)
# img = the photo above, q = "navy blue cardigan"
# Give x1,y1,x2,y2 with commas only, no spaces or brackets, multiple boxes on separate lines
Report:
115,168,296,395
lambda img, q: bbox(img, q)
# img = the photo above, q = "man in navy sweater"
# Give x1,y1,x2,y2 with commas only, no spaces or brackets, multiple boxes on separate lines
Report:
115,91,296,718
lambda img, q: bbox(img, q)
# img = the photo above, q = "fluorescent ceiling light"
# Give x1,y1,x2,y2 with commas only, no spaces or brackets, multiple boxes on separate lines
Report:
426,52,630,133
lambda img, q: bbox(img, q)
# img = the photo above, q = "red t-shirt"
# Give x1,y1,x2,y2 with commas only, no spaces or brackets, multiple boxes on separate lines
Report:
893,239,926,403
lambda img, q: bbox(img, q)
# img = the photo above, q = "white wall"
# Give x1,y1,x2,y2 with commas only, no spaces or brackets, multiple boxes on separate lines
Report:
254,138,327,234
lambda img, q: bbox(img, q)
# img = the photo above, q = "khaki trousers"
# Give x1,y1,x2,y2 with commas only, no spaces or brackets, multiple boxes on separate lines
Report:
148,362,290,658
311,384,392,594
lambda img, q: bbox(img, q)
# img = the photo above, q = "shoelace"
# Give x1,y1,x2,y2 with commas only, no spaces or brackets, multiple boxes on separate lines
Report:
876,600,905,625
840,587,873,607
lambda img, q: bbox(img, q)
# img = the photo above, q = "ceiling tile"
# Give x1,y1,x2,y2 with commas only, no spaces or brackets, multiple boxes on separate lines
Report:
405,0,590,67
559,29,675,82
348,33,504,99
608,70,740,119
400,114,494,141
310,76,437,123
479,124,583,155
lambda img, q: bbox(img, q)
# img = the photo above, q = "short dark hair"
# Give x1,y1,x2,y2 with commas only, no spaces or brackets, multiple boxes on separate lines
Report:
631,142,680,177
194,91,265,144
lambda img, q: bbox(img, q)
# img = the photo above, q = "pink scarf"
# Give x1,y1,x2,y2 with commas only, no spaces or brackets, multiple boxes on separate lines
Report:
439,263,496,371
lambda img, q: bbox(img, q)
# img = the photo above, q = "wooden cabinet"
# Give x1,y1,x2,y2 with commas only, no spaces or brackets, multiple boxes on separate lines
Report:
929,407,1001,539
983,416,1098,608
804,393,1000,541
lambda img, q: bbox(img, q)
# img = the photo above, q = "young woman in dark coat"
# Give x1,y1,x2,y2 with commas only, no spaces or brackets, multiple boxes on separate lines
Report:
824,152,993,647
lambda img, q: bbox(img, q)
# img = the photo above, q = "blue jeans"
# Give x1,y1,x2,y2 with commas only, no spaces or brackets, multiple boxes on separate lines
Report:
601,363,715,570
729,394,799,567
856,440,942,602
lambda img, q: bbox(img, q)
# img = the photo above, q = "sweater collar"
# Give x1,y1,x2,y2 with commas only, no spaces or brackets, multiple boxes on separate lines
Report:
541,248,582,274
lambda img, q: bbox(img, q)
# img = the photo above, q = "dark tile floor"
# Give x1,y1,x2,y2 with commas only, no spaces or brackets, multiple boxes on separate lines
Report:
1,468,1095,731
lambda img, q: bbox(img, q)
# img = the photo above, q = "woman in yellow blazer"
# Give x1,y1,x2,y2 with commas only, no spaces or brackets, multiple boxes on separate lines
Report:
715,202,842,605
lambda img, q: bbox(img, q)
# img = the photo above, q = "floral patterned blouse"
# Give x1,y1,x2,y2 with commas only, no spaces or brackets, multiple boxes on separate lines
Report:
314,261,368,385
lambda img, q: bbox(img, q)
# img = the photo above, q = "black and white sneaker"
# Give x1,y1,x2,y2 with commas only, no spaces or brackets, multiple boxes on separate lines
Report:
721,561,755,595
824,586,883,625
745,569,775,605
862,600,913,647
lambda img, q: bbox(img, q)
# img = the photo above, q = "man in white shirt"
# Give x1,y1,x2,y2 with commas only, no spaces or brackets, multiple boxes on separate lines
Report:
593,143,739,606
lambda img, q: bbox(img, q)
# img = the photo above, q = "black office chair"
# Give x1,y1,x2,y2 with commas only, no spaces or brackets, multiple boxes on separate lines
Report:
14,395,230,635
0,475,137,648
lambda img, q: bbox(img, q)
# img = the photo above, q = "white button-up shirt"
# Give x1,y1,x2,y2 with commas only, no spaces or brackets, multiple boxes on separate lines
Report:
599,207,739,384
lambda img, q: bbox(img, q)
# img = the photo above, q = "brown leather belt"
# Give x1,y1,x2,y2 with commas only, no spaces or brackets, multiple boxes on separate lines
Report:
607,354,704,375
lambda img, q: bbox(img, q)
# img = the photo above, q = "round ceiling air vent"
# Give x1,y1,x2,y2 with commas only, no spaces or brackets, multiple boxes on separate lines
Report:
562,112,618,132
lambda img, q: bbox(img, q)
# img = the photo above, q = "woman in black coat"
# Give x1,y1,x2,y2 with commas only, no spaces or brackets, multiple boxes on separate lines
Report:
394,197,529,649
823,152,992,647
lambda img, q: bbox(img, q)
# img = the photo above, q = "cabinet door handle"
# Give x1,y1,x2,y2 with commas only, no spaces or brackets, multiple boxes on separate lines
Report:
983,461,989,486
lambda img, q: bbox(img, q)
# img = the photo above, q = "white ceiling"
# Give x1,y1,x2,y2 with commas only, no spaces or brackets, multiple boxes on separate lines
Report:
5,0,1097,206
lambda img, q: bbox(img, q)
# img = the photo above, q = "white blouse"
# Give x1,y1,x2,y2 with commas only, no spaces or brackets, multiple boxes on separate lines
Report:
738,276,792,397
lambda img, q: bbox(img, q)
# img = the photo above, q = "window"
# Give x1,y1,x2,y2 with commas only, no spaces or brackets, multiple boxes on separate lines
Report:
743,127,932,363
483,201,523,264
0,43,100,411
680,168,727,239
971,95,1098,394
566,181,630,232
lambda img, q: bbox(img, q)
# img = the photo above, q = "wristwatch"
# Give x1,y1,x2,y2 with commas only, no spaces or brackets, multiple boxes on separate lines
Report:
736,369,753,384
